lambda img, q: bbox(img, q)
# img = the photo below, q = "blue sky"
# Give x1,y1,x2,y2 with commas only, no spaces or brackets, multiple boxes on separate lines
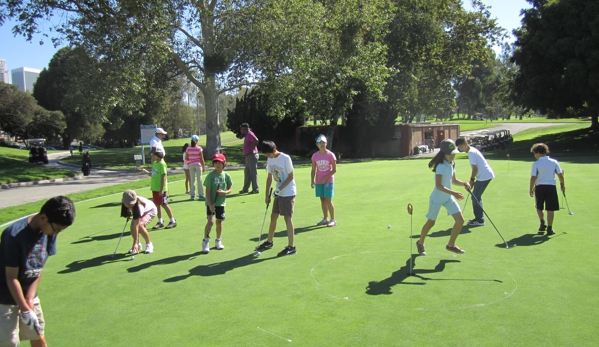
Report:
0,0,530,82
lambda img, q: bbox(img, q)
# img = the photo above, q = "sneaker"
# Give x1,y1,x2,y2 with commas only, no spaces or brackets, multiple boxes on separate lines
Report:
277,246,297,257
547,228,555,236
128,243,142,254
446,245,466,254
256,240,273,252
239,190,248,194
316,218,329,226
152,222,164,230
202,238,210,253
190,195,195,200
327,219,337,227
144,243,154,254
416,241,426,255
215,238,224,250
165,221,177,229
198,196,206,201
538,223,547,232
249,190,260,194
467,219,485,226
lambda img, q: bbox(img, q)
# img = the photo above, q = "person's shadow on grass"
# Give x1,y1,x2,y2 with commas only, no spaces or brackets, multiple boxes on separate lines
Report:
58,253,138,273
365,255,461,295
422,226,473,238
90,202,121,209
71,231,124,244
126,252,203,273
248,225,322,242
499,232,567,248
163,253,278,282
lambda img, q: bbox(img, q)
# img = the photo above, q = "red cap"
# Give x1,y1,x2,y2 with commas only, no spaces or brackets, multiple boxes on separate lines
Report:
212,153,226,164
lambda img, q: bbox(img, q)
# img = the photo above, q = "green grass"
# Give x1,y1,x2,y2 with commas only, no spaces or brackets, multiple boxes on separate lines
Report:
1,154,597,346
0,147,77,184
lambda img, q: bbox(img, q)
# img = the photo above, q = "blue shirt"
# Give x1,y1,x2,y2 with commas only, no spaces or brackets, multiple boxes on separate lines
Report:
0,217,56,304
430,160,455,203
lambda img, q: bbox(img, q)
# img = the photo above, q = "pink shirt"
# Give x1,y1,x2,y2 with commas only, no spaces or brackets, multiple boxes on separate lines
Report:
312,150,337,183
186,146,203,166
243,130,258,155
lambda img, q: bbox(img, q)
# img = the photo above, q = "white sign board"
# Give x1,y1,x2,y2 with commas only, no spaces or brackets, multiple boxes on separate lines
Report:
140,124,157,146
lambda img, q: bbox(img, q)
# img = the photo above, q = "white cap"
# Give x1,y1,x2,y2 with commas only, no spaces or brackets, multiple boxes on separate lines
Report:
316,134,327,143
155,128,167,134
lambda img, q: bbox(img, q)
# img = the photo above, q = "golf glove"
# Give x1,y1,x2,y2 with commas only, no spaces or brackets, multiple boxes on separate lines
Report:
20,310,40,331
274,188,280,197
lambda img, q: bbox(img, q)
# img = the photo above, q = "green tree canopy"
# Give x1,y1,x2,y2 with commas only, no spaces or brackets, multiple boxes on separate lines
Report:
512,0,599,128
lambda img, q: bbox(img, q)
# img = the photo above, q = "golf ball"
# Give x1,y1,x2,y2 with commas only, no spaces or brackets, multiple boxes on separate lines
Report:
387,225,392,229
255,251,261,256
130,256,135,260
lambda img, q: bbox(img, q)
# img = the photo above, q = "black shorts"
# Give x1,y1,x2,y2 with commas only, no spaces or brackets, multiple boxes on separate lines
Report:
535,185,559,211
206,206,226,220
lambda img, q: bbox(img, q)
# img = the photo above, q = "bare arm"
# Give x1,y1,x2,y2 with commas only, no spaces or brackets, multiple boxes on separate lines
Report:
436,174,464,200
265,173,273,204
320,161,337,184
311,160,317,188
5,266,34,311
279,171,294,191
529,176,537,197
557,172,565,192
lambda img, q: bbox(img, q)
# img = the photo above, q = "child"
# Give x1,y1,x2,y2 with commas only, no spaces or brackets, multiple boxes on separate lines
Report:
0,196,76,346
255,141,298,257
201,153,233,253
311,134,337,227
182,143,191,194
140,151,177,229
455,137,495,226
417,139,470,255
185,135,206,201
120,190,156,254
529,143,565,235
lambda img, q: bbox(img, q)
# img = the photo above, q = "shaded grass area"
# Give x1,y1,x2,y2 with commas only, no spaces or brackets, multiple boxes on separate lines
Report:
0,147,77,184
6,158,597,346
481,124,598,163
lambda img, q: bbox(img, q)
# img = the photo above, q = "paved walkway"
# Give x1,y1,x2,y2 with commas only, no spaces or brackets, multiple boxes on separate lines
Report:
0,123,563,209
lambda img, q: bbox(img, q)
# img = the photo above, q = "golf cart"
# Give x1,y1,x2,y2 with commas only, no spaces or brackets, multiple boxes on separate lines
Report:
27,138,49,164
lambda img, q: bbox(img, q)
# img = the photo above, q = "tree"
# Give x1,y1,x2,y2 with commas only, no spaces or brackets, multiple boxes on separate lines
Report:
512,0,599,129
0,83,65,139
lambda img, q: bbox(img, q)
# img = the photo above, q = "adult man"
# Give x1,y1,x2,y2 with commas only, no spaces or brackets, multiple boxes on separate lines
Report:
150,127,167,155
0,196,76,346
455,137,495,226
239,123,259,194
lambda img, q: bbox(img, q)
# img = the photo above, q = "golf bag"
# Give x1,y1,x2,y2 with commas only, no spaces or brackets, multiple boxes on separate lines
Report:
82,153,92,176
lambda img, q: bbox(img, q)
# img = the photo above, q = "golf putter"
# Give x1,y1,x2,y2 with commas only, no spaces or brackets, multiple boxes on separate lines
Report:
111,217,130,257
407,203,415,276
467,190,515,249
254,188,274,255
563,191,573,215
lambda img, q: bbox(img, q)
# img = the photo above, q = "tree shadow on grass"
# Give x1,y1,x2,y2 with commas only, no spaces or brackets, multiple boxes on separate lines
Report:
498,232,567,248
163,253,278,282
366,255,460,295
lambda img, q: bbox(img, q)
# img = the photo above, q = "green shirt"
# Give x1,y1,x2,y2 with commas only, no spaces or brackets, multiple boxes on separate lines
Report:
151,160,168,192
203,170,232,206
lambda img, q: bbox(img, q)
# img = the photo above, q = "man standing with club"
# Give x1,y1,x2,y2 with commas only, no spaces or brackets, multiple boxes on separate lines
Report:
0,196,76,347
239,123,260,194
150,127,167,155
456,137,495,227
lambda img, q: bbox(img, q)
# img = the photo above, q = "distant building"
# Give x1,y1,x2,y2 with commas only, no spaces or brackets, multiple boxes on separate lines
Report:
0,59,8,83
11,67,41,92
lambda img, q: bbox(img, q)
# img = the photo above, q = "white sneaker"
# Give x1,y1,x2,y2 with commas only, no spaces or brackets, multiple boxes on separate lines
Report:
316,218,329,226
202,238,210,253
144,243,154,254
327,219,337,227
215,238,224,250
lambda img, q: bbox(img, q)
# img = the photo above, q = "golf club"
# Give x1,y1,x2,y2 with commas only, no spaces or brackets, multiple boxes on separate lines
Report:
562,191,573,215
407,203,414,276
254,188,274,256
111,217,130,257
35,325,47,347
462,192,470,212
467,190,514,249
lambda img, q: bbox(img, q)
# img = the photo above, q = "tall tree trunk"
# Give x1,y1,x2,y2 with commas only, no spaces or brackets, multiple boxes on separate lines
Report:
204,77,221,158
591,115,598,130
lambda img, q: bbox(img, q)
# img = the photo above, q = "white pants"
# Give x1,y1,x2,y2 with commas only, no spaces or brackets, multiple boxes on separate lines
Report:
189,165,204,197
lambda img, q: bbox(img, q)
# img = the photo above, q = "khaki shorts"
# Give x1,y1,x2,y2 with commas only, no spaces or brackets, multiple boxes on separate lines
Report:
0,297,44,347
272,196,295,217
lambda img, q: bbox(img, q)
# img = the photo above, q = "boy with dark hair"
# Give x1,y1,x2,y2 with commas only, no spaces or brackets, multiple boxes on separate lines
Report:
121,190,156,254
256,141,298,257
455,137,495,226
202,153,233,253
529,143,565,235
0,196,76,346
140,151,177,229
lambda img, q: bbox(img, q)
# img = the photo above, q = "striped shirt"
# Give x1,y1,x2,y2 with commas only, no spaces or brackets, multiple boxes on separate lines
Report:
186,146,203,166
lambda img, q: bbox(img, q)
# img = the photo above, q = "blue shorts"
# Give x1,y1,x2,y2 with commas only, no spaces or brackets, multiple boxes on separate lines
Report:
426,196,461,221
315,183,334,198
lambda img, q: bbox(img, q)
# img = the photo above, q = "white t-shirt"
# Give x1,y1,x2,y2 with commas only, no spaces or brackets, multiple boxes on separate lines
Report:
266,152,296,197
468,147,495,181
150,136,164,154
531,156,563,186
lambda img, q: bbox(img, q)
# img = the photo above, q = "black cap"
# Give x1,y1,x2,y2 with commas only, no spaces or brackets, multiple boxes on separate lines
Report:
240,123,250,128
